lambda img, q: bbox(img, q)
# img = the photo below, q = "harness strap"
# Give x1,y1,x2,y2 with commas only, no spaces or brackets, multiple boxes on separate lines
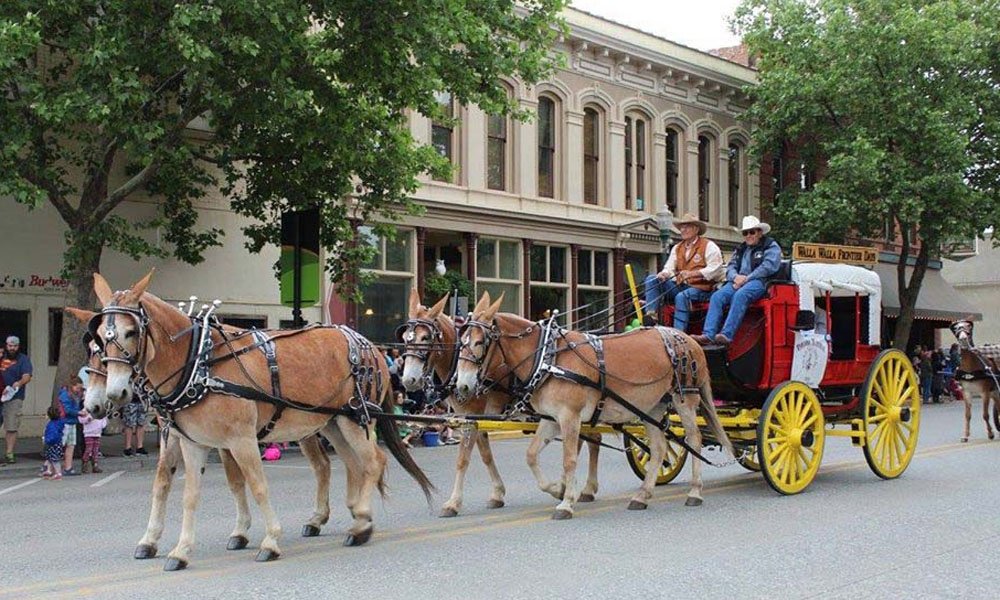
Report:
252,330,286,441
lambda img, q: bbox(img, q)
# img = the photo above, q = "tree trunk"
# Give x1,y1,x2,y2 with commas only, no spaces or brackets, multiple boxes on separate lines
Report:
892,243,931,351
51,234,103,407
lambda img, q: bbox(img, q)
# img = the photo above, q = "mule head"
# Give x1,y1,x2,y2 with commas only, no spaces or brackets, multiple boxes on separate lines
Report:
455,292,504,398
93,270,156,406
950,320,974,349
65,307,113,419
399,290,450,391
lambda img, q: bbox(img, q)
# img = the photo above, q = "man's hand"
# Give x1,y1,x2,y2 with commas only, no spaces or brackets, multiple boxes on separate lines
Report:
656,271,670,282
733,274,748,289
678,269,698,282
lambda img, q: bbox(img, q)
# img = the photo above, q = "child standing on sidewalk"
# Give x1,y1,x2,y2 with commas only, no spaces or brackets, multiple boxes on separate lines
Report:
78,408,108,473
41,406,64,480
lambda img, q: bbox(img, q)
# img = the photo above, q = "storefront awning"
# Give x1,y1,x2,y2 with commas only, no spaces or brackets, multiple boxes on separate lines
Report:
873,263,982,322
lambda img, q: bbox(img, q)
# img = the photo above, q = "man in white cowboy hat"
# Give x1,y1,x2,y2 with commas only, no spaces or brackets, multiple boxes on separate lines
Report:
694,215,782,346
642,213,724,332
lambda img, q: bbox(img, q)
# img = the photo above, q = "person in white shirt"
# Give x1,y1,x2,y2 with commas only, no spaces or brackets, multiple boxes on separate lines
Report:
642,213,724,332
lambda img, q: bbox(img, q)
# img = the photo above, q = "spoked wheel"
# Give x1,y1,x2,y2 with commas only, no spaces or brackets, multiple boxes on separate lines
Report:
624,434,688,486
861,349,920,479
757,381,825,495
737,445,761,472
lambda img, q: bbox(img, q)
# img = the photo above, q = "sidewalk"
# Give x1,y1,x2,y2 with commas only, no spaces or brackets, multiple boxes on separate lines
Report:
0,431,161,480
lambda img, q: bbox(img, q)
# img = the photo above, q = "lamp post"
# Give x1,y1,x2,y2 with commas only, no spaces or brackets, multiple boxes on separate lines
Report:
655,206,675,266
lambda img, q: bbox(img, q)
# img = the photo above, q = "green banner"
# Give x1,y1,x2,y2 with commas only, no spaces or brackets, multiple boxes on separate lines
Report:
280,209,321,307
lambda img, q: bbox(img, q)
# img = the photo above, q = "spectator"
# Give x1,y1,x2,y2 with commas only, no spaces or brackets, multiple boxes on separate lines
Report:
917,348,933,404
388,348,404,393
122,396,148,457
41,405,64,480
78,407,107,473
931,349,947,404
58,376,84,475
1,335,33,464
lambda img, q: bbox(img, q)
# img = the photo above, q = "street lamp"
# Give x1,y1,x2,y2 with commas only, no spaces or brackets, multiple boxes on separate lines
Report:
655,206,676,265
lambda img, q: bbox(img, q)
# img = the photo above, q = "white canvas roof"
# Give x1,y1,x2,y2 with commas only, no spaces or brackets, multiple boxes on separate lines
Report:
792,262,882,345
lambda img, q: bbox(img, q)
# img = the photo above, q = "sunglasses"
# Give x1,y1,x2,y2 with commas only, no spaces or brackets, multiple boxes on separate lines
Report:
741,229,761,237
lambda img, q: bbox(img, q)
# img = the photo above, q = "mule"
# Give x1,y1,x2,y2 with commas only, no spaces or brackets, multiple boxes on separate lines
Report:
398,291,601,517
950,321,1000,442
67,307,336,558
455,292,734,519
92,271,432,570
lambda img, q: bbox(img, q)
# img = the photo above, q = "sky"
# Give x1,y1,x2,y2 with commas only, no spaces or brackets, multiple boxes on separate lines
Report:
570,0,743,51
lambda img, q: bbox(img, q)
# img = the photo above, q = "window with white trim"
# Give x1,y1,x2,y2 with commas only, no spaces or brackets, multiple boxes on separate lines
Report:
537,95,558,198
698,134,713,221
665,128,680,213
583,106,602,205
625,113,649,211
529,243,568,324
359,227,415,343
728,143,742,227
431,91,457,183
476,238,521,314
576,249,611,332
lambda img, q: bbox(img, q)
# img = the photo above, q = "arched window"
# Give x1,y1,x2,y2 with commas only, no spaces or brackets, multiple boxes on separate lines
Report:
771,144,785,205
487,112,509,191
537,96,557,198
665,128,680,213
625,113,649,211
583,107,600,205
728,143,741,226
698,135,712,221
431,91,456,183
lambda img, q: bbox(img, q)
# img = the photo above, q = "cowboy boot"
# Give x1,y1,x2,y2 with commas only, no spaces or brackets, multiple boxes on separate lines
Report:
81,460,93,474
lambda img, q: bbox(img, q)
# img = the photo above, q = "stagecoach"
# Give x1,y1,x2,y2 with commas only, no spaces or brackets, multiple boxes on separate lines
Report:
630,256,921,494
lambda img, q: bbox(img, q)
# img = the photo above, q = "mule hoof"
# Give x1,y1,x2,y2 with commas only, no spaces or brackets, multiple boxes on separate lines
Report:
684,497,703,507
163,558,188,572
227,535,250,550
578,493,596,503
486,499,505,509
134,544,157,559
960,437,968,443
551,509,573,521
301,524,321,538
627,500,647,511
255,549,280,562
344,528,373,547
439,507,459,518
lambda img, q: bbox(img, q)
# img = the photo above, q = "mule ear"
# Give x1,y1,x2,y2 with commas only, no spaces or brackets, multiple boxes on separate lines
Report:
128,268,156,299
427,293,449,319
408,288,422,317
64,307,97,323
482,293,504,322
472,291,491,316
93,273,114,307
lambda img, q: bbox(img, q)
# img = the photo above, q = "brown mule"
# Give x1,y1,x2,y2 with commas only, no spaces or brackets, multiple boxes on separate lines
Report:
91,272,433,570
455,292,734,519
68,307,340,560
951,321,1000,442
399,291,602,517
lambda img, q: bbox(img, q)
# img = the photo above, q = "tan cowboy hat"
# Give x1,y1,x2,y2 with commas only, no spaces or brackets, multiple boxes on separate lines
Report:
673,213,707,235
736,215,771,235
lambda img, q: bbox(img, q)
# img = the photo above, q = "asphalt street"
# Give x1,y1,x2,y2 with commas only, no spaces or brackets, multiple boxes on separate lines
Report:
1,400,997,600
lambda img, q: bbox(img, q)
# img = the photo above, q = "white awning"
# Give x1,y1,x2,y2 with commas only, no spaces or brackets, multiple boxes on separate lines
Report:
792,263,882,345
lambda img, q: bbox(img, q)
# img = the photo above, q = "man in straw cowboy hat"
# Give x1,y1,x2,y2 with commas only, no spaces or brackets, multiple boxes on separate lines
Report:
693,215,782,347
642,213,725,332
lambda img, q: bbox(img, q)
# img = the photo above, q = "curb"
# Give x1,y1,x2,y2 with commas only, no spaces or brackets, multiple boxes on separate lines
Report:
0,455,154,480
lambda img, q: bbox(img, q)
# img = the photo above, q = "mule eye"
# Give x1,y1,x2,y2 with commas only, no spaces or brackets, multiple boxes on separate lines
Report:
124,330,137,339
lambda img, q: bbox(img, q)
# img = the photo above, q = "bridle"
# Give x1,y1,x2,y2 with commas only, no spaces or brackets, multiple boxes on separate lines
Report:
399,317,463,404
458,317,539,398
88,304,150,372
950,321,974,349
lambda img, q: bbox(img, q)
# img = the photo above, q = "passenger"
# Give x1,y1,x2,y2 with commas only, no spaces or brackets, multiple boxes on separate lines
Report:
694,215,782,347
642,213,724,332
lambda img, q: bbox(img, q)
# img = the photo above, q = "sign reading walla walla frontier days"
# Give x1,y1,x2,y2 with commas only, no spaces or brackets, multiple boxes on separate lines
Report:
792,243,878,268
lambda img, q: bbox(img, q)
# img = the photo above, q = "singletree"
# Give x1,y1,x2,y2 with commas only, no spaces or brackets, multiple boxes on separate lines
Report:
0,0,566,395
734,0,1000,347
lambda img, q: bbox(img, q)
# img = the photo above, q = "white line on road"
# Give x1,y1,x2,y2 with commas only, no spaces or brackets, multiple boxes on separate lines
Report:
90,471,125,488
0,478,41,496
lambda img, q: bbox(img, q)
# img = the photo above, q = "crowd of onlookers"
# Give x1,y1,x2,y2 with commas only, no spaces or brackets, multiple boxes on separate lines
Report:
911,343,965,405
383,347,460,447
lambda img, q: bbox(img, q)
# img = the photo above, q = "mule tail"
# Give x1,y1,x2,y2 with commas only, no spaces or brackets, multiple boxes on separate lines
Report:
993,392,1000,432
698,380,735,458
375,396,436,505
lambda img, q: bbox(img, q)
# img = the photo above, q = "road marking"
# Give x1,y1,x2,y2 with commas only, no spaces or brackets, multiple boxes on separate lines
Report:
90,471,125,488
2,438,994,598
0,478,41,496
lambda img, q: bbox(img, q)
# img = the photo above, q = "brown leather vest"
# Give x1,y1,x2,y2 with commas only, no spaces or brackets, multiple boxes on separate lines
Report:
675,237,714,291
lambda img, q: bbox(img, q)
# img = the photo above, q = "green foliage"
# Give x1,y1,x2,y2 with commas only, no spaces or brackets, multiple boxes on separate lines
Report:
423,270,474,305
734,0,1000,249
0,0,567,290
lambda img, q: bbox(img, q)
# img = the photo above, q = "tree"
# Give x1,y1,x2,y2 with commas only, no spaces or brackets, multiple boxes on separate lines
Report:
0,0,566,398
734,0,1000,348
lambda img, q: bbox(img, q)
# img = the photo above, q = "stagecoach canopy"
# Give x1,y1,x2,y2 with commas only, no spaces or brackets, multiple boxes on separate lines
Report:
792,262,882,345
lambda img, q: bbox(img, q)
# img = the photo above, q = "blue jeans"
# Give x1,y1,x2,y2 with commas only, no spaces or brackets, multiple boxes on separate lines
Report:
642,276,712,332
702,280,767,341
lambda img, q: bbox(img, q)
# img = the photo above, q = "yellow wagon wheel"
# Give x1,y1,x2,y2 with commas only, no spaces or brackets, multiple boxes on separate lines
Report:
624,434,688,486
861,349,920,479
757,381,825,495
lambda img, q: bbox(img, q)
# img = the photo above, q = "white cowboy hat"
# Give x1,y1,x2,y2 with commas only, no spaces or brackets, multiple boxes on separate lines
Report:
673,213,707,236
736,215,771,235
